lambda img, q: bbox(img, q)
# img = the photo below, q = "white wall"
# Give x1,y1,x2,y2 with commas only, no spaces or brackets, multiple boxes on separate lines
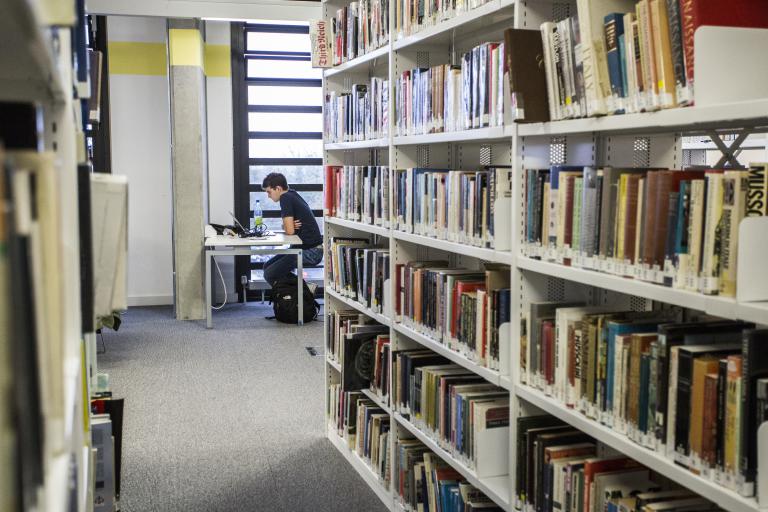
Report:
205,20,236,303
108,16,175,306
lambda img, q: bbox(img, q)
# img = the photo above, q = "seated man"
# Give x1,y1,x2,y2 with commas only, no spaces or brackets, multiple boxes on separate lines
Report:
261,172,323,286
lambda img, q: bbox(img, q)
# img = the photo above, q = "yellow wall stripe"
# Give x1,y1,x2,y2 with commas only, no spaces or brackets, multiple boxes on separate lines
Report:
169,28,203,67
108,42,167,76
204,44,231,78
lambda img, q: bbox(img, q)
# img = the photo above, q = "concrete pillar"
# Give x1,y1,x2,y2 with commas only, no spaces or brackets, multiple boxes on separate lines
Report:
168,19,208,320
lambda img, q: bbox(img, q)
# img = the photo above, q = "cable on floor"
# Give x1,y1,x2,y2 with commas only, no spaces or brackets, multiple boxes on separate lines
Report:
212,256,227,310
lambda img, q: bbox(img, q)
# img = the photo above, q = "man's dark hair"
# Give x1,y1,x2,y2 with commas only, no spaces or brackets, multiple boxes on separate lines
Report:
262,172,289,191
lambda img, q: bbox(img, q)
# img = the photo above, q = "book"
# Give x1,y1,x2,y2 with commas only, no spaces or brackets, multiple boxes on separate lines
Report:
92,415,115,512
504,29,550,123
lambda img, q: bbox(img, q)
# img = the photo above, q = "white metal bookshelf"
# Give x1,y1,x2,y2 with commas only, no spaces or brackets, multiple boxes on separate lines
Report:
323,0,516,509
325,138,390,150
326,286,392,326
322,1,768,511
325,215,391,237
391,322,508,388
1,0,95,510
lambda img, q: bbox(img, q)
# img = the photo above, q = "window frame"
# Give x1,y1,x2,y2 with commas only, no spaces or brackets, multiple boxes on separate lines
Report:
231,22,325,300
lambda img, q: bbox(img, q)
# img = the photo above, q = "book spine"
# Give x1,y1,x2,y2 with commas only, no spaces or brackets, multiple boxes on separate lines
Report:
746,163,768,216
603,14,625,112
720,173,748,297
716,358,728,472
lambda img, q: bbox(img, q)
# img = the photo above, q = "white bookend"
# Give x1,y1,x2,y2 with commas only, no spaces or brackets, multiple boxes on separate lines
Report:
694,27,768,107
737,216,768,303
473,399,510,478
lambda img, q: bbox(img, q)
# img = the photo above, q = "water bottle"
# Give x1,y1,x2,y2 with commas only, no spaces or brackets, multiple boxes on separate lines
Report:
253,200,263,228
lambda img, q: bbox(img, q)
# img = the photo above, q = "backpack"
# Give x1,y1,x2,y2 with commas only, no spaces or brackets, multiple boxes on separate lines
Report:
270,274,319,324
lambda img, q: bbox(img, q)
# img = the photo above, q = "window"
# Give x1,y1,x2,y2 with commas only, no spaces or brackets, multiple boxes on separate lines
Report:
232,22,324,298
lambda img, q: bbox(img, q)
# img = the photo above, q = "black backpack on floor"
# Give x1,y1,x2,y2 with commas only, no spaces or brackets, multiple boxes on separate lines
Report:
270,274,319,324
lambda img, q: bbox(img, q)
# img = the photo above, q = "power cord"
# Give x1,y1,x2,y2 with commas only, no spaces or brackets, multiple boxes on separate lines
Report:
97,331,106,354
212,256,227,310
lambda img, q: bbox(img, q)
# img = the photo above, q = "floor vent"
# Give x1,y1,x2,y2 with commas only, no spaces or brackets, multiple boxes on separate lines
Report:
305,346,324,357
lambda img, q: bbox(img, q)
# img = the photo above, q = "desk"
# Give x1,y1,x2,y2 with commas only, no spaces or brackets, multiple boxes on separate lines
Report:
204,234,304,328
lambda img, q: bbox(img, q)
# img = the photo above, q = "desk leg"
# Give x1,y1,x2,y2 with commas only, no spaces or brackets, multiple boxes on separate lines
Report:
205,250,213,329
297,249,303,326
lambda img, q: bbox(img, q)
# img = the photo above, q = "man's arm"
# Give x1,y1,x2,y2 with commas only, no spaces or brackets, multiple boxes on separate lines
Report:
283,216,296,235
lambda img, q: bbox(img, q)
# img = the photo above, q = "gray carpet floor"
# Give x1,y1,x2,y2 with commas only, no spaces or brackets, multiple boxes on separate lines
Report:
98,304,388,512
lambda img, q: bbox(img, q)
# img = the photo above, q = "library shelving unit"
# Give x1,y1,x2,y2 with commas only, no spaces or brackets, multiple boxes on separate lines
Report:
322,1,768,512
1,1,95,511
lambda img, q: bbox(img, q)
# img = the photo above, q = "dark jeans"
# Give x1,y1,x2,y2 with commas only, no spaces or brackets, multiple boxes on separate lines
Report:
263,246,323,286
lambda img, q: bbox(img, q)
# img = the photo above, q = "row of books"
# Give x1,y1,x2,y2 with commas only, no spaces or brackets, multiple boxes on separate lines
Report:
522,164,768,296
394,42,505,136
535,0,768,121
325,309,388,377
324,165,390,228
393,167,512,250
331,0,389,66
324,78,389,143
395,437,504,511
396,262,510,372
393,0,494,41
393,355,509,478
326,237,391,314
521,299,768,497
515,415,721,511
328,385,392,487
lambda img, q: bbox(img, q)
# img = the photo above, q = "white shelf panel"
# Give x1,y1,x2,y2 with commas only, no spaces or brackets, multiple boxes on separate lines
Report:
393,0,515,51
0,0,65,103
362,388,392,415
326,287,391,326
517,99,768,136
393,125,511,145
392,230,513,265
44,452,71,512
392,322,502,387
325,138,390,150
394,413,511,511
327,426,395,510
324,45,390,77
736,301,768,327
63,353,82,448
325,216,391,237
515,384,761,512
516,256,768,325
327,356,342,373
80,444,91,512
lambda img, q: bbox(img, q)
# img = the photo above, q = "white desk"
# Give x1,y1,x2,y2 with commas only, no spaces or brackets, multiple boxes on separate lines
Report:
204,234,304,328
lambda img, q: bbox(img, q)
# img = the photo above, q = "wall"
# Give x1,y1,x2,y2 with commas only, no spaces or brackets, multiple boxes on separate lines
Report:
108,16,175,306
204,21,236,303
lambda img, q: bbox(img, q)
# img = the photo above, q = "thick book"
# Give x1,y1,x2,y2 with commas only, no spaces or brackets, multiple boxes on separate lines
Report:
504,29,550,123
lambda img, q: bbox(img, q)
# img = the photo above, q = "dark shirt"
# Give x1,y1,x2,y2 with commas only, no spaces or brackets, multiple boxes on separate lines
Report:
279,190,322,249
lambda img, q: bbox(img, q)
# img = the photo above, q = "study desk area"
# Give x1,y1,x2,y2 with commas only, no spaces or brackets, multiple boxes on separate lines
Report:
204,233,304,328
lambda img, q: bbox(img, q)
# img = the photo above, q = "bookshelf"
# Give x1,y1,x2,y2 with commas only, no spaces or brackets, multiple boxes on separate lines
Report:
1,1,95,511
322,0,768,511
